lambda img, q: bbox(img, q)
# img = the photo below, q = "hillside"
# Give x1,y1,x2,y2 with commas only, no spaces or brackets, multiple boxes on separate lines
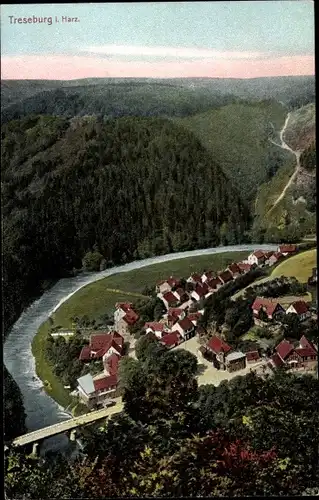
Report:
1,75,314,110
284,103,316,151
253,103,316,240
176,100,287,202
0,82,240,124
2,114,250,333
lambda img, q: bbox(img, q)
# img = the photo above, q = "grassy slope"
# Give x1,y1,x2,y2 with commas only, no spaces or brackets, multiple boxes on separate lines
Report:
32,251,248,408
256,103,316,232
175,100,287,202
270,248,317,283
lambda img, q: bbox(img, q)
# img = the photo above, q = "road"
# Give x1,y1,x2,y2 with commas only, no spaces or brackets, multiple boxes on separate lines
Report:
12,400,124,448
268,112,301,212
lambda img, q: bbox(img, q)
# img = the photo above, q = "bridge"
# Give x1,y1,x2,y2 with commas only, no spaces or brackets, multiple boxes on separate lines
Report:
10,401,124,455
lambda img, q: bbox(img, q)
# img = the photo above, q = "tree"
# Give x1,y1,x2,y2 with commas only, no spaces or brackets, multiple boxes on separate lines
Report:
82,250,104,271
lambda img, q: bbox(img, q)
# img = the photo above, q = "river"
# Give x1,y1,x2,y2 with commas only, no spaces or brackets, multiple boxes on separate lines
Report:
4,243,277,453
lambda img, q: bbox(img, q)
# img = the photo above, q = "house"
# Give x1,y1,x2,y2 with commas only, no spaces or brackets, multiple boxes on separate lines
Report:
267,252,283,266
174,317,195,340
207,277,223,292
246,350,261,363
247,250,267,266
201,270,214,283
161,291,180,310
278,244,297,256
188,312,202,327
225,351,246,372
237,262,253,273
156,276,180,294
227,262,241,278
79,331,124,362
268,352,285,370
77,372,121,409
218,270,233,285
173,288,189,304
275,336,317,368
114,303,139,336
308,267,317,285
160,331,182,349
252,297,286,322
286,301,310,322
187,273,202,285
167,308,185,327
191,282,210,301
206,336,232,370
145,322,170,339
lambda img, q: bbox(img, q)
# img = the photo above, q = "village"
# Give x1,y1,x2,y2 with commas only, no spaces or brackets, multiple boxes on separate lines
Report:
57,244,317,410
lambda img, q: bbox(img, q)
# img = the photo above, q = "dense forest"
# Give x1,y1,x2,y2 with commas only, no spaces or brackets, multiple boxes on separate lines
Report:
1,75,315,120
5,343,319,498
2,114,250,333
4,366,27,441
1,84,240,124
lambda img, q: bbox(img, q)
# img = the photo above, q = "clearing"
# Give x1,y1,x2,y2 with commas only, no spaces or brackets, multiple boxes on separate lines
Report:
50,251,248,329
270,248,316,283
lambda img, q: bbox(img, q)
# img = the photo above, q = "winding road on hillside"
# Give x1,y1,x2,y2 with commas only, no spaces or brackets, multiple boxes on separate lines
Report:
268,113,301,212
4,243,277,453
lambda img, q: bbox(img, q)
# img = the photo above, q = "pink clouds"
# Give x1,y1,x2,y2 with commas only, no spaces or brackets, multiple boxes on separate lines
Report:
1,54,314,80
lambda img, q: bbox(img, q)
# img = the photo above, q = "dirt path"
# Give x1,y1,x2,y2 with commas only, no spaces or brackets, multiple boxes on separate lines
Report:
268,113,301,213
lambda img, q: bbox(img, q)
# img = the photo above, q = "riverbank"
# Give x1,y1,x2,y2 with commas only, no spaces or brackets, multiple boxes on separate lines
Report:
31,250,250,409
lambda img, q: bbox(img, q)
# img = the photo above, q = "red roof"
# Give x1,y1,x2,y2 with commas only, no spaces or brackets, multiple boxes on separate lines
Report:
194,283,209,297
270,352,284,368
162,291,179,304
252,297,284,318
168,307,184,319
79,345,91,361
228,263,241,275
295,347,317,358
174,287,188,299
189,273,202,283
207,335,232,355
279,244,296,253
105,353,121,376
300,335,317,352
123,309,139,325
218,270,233,283
145,322,165,332
246,351,260,361
188,312,202,322
269,252,282,261
253,250,266,259
237,262,252,272
288,301,309,315
160,331,181,346
264,251,274,259
167,276,180,287
93,374,118,392
276,339,294,360
178,317,194,332
202,271,213,280
207,277,222,289
116,302,133,312
79,332,123,361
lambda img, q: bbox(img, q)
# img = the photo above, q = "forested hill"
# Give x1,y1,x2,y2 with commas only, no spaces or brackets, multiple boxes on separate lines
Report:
1,83,239,124
1,75,315,123
2,114,250,333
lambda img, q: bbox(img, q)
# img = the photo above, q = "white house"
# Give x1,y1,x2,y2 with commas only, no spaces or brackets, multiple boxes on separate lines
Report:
247,250,266,266
286,301,311,322
174,317,195,340
145,322,170,339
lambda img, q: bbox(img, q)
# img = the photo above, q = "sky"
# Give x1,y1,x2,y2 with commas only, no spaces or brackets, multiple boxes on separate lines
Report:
0,1,315,80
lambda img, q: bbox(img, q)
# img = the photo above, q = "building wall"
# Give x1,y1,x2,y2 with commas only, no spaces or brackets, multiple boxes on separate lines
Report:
227,358,246,373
